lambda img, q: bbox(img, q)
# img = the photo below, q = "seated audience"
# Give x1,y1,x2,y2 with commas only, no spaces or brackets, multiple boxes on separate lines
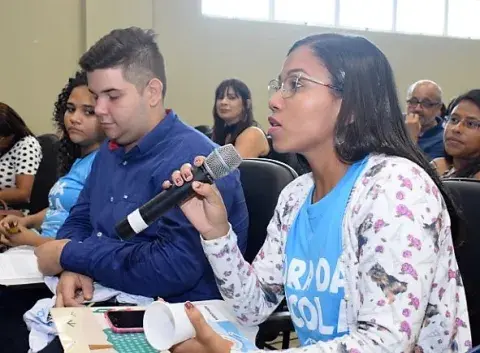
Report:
0,70,104,247
212,78,269,158
0,103,42,213
169,33,471,352
34,27,248,309
405,80,445,160
432,89,480,179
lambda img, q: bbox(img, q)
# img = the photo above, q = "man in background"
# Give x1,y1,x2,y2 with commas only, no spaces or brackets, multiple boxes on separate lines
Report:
405,79,445,160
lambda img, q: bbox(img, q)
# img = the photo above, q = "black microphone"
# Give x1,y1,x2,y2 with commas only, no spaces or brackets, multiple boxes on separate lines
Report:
115,144,242,240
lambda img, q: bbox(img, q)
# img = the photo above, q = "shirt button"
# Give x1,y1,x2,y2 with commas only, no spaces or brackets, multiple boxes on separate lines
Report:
123,161,128,166
110,197,114,202
97,232,102,237
123,195,128,199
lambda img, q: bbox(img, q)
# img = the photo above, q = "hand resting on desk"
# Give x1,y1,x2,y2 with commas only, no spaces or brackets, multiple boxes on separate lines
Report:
55,271,94,308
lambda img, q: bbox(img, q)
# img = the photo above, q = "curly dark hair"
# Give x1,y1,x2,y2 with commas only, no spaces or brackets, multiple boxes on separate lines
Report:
53,70,88,176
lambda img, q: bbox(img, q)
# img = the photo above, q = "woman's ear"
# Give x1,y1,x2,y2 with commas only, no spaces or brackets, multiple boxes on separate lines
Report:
246,99,252,110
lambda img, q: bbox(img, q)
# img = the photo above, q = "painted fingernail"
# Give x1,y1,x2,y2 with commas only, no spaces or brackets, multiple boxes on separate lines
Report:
185,301,193,310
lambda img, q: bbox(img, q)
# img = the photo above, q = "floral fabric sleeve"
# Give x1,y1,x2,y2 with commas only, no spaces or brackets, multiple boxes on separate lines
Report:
201,187,291,326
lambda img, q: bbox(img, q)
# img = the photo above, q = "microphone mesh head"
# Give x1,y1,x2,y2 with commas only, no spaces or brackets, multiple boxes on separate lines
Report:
204,144,242,180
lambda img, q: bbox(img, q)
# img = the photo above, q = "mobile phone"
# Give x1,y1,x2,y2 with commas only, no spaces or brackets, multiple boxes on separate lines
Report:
104,309,145,333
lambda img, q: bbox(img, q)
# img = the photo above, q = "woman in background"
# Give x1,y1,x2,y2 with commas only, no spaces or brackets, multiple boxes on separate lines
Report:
168,33,471,352
0,70,104,247
0,103,42,213
212,78,269,158
432,89,480,179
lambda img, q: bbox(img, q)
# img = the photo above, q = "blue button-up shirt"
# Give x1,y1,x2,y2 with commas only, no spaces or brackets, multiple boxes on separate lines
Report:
57,110,248,302
418,117,445,161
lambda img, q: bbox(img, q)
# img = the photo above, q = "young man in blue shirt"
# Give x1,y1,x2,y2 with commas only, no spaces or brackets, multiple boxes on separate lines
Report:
35,27,249,306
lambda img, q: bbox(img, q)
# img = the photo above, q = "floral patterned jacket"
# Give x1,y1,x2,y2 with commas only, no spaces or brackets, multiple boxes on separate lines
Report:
202,154,472,353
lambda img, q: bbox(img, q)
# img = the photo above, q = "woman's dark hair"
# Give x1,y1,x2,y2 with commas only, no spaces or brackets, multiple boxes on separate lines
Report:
440,103,447,119
444,89,480,178
288,33,463,244
53,70,89,176
212,78,257,145
446,96,458,116
0,103,35,153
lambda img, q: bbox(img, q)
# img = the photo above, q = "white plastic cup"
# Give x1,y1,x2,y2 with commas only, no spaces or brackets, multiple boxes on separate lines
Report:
143,301,195,351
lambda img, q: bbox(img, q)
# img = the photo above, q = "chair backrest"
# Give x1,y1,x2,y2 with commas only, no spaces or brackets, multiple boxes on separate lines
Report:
194,125,213,139
239,158,298,263
28,134,60,214
443,178,480,345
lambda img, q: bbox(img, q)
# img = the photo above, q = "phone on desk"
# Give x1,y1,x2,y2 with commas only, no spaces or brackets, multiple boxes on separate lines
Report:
105,309,146,333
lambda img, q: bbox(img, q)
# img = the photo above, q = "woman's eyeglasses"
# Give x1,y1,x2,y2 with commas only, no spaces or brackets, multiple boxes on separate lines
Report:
446,115,480,130
268,74,342,99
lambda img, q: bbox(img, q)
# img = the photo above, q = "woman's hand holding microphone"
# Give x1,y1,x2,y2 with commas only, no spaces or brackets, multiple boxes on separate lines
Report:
162,156,231,241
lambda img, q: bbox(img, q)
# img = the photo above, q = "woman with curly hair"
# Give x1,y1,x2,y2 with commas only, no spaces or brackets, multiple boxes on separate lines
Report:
0,71,104,247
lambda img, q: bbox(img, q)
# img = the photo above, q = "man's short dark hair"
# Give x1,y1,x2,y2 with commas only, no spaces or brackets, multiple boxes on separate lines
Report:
79,27,167,98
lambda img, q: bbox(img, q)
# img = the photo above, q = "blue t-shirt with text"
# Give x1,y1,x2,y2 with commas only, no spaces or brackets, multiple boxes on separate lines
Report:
284,157,368,345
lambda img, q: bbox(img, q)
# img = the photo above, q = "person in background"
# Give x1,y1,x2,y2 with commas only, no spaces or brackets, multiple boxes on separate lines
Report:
168,33,471,352
405,80,445,160
212,78,269,158
0,103,42,213
0,70,104,247
432,89,480,179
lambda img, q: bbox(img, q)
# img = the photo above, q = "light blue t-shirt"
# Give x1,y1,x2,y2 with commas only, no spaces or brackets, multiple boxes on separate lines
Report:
284,157,368,346
40,151,97,237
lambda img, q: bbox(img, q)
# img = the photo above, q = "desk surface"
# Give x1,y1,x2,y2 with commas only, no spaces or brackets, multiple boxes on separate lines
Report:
54,300,258,353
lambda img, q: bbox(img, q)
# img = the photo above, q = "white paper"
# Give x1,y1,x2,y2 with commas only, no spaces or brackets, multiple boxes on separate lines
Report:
0,246,43,285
